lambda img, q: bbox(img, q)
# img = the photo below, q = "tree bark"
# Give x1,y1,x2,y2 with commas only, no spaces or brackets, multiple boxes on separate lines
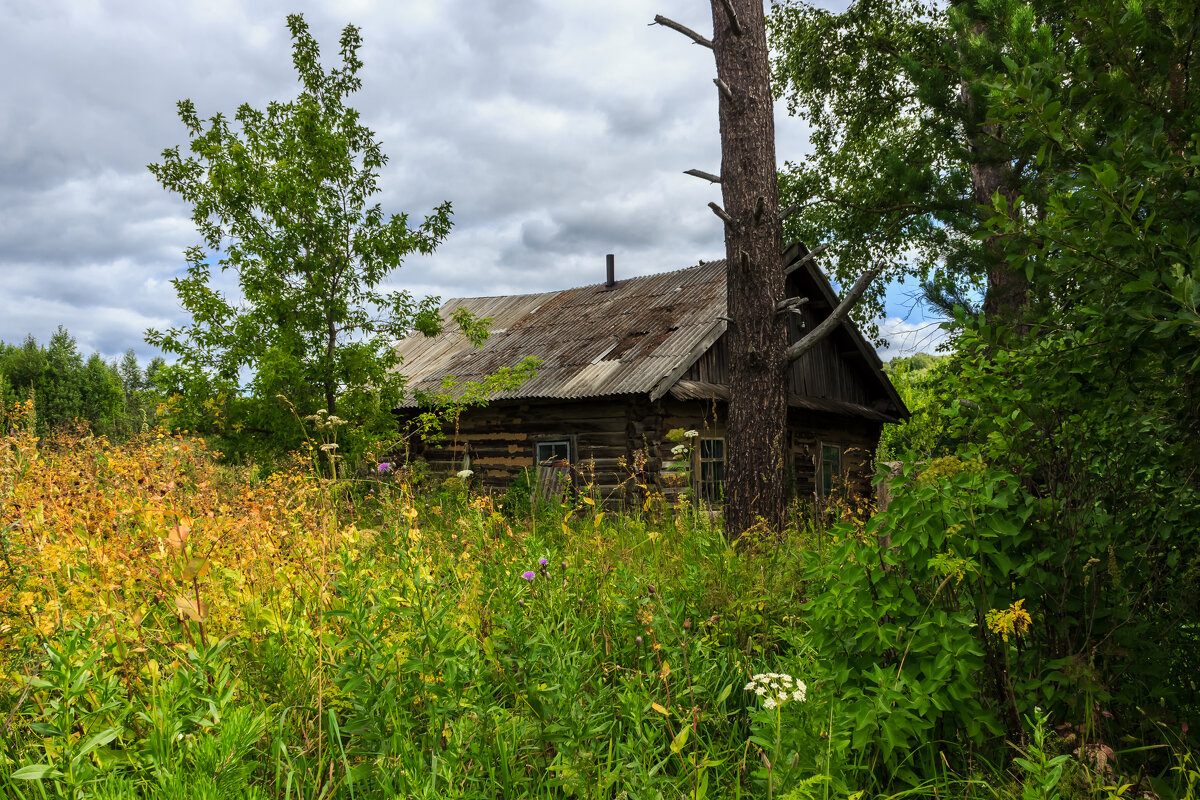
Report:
710,0,790,536
956,16,1028,329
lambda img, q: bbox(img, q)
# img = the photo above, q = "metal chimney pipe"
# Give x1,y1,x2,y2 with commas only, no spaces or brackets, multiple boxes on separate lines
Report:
605,254,615,289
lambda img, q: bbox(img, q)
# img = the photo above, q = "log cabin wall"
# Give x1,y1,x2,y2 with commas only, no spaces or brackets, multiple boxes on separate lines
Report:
402,395,881,508
403,397,678,504
647,398,881,506
784,408,881,506
682,324,875,408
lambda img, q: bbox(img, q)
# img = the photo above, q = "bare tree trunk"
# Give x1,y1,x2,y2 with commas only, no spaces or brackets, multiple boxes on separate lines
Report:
710,0,789,536
656,2,883,537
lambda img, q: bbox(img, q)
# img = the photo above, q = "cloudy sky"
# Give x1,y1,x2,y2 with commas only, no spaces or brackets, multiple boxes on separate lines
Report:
0,0,943,366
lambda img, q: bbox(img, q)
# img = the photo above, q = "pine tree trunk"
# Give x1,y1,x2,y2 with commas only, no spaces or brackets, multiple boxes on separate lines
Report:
710,0,789,536
956,15,1029,328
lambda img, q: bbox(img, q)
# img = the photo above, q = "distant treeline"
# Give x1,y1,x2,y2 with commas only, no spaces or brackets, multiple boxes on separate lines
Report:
877,352,955,463
0,326,164,437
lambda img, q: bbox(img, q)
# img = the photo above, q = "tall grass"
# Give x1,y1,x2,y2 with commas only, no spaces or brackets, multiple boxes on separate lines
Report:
0,416,1195,798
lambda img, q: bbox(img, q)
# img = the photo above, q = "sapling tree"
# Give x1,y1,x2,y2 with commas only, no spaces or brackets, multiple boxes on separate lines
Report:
147,15,481,449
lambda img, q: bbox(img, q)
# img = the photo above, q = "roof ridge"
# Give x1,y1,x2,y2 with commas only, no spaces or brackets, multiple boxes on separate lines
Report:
440,259,727,304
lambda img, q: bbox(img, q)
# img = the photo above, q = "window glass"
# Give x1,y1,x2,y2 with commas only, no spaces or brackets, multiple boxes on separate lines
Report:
821,444,841,497
536,440,571,465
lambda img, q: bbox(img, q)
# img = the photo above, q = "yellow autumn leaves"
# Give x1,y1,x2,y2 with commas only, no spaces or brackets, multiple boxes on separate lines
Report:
0,418,337,666
986,599,1033,643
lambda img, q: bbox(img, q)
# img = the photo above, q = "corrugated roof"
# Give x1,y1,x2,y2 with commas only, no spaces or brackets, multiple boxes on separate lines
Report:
393,261,728,406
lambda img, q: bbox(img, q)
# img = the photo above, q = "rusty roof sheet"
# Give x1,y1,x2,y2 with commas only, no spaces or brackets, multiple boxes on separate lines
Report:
393,260,728,406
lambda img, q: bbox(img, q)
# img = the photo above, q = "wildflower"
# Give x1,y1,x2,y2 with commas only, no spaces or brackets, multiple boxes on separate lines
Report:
521,571,536,582
319,443,338,452
560,561,567,570
538,558,548,566
457,469,474,479
671,444,687,456
745,672,808,709
683,429,699,438
635,636,643,647
377,462,392,473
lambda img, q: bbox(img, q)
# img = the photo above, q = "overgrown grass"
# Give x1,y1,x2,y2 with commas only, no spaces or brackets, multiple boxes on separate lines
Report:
0,419,1195,798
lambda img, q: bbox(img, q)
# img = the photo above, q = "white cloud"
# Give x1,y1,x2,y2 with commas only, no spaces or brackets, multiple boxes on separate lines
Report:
876,317,952,361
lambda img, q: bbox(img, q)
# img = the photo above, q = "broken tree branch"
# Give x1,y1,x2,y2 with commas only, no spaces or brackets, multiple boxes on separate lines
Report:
774,296,810,316
783,242,831,275
718,0,743,36
652,15,713,49
785,268,881,363
713,77,733,101
684,169,722,184
709,202,736,229
779,202,806,222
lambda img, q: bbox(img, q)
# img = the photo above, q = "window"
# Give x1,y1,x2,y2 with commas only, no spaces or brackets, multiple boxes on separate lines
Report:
534,439,573,499
820,444,842,497
536,439,571,465
697,438,725,502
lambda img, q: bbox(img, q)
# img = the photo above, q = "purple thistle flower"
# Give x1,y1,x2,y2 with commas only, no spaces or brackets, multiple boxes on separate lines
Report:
521,571,536,582
377,462,391,473
538,558,549,566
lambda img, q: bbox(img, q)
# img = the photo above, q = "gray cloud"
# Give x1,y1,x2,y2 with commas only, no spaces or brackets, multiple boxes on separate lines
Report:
1,0,924,366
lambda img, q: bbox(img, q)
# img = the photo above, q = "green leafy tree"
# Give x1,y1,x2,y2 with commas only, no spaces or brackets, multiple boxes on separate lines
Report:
0,337,47,409
796,0,1200,780
117,349,144,398
769,0,1042,332
877,353,957,462
147,15,466,454
79,354,124,431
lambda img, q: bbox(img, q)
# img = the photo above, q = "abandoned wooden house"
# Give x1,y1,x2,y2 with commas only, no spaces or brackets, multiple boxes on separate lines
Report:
392,243,909,505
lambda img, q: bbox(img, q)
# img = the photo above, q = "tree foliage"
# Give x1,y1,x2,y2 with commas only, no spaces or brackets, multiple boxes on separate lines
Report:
769,0,1049,332
877,353,957,462
0,331,157,436
147,15,469,459
786,0,1200,781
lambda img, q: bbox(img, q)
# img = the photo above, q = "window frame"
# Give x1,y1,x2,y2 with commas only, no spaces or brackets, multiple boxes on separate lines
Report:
819,442,843,498
534,437,573,466
695,437,725,503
